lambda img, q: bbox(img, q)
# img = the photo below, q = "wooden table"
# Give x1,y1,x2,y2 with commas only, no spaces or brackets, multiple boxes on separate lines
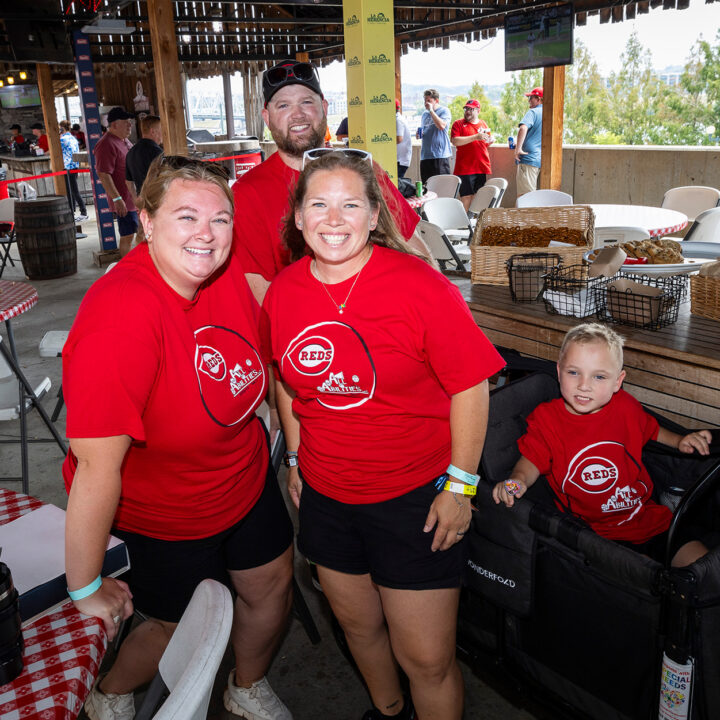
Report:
589,204,688,238
451,278,720,430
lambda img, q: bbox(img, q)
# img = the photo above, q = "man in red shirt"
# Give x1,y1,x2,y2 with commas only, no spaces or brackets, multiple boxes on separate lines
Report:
94,107,137,256
30,123,49,153
7,124,24,146
231,60,431,304
450,99,493,211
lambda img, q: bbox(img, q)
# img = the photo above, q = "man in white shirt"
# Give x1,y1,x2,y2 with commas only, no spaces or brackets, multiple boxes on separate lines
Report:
395,100,412,179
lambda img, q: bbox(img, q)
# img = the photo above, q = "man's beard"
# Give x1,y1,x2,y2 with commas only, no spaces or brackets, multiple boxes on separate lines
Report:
270,118,327,158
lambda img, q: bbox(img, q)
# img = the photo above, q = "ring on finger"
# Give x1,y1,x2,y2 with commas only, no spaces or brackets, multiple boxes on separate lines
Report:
456,530,466,536
113,615,122,624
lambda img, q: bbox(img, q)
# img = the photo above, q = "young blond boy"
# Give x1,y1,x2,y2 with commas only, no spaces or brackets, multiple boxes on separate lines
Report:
493,323,711,566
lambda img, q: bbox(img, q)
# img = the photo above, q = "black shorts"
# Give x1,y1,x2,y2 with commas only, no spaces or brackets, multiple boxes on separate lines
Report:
618,523,719,564
116,210,138,237
298,478,466,590
420,158,451,184
113,465,294,622
458,173,487,198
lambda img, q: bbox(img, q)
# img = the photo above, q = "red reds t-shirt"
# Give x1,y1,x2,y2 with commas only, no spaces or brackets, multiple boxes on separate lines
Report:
232,152,420,282
262,245,505,503
518,390,671,543
37,134,49,152
93,132,137,211
62,243,268,540
451,119,491,176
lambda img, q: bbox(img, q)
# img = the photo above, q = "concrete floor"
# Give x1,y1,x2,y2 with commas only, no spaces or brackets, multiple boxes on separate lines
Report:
1,208,548,720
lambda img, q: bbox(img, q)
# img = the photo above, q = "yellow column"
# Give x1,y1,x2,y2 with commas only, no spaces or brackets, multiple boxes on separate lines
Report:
343,0,397,183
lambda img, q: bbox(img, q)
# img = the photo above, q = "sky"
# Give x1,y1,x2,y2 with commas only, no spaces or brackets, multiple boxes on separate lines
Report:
317,0,720,91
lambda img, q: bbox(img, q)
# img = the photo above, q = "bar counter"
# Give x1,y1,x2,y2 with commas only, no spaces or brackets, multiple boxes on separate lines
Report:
451,278,720,430
1,154,55,195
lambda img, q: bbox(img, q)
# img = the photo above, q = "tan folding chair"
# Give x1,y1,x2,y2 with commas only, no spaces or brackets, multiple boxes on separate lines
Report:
661,186,720,224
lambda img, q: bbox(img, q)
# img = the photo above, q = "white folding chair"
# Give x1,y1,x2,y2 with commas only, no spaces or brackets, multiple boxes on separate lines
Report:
661,186,720,224
134,579,233,720
426,174,461,199
593,226,650,249
0,197,17,278
468,185,501,220
423,197,473,244
484,177,508,207
681,207,720,243
416,220,469,272
516,189,573,208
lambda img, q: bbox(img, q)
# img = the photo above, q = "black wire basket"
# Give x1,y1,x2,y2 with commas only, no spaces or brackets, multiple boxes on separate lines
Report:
543,264,614,318
506,252,561,302
593,273,687,330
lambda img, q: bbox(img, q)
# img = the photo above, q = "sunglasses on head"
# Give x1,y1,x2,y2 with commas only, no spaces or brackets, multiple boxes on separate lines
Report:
301,147,373,170
265,62,318,88
160,155,230,180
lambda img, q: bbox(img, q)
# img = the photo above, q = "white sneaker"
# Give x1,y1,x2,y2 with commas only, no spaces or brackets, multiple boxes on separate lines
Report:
223,671,293,720
75,214,89,222
84,679,135,720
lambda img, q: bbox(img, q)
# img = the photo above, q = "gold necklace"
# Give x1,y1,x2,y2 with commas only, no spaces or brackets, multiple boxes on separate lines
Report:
313,248,372,315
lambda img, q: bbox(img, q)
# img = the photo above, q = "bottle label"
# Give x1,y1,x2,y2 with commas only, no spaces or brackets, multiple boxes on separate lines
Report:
658,653,693,720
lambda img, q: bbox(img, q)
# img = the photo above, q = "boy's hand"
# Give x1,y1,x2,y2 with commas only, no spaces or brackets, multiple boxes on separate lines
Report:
492,479,527,507
678,430,712,455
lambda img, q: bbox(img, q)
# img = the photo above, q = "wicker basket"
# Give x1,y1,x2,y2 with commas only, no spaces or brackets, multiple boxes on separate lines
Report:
471,205,595,285
691,275,720,321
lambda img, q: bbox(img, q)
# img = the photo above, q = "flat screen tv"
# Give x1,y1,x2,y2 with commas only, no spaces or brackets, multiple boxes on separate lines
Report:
0,85,42,109
505,4,574,72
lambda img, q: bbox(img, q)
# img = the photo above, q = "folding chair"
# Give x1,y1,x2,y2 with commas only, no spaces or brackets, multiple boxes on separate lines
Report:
0,197,16,279
426,174,461,199
593,225,650,249
661,185,720,224
423,197,473,245
676,206,720,243
484,177,508,207
516,189,573,208
468,186,501,226
134,579,233,720
416,220,468,271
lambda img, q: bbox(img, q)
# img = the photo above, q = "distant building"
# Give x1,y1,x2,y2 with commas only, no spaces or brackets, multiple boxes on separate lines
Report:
658,66,684,87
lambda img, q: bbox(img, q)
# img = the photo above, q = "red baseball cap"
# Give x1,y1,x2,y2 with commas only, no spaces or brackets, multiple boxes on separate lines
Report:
524,87,543,98
464,99,481,109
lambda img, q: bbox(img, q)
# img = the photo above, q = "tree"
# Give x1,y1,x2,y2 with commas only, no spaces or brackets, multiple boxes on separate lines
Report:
563,40,611,144
496,68,543,140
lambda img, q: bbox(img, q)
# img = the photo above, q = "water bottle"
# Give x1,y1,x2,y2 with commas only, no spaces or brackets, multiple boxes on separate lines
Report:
508,136,515,149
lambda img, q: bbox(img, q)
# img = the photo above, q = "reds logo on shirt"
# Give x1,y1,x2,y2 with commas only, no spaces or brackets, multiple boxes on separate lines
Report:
197,345,227,381
281,321,376,410
286,336,335,376
194,325,266,427
562,441,625,495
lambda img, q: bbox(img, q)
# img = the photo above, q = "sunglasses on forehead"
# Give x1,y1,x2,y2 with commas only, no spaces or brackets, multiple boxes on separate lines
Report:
265,61,318,87
301,147,373,170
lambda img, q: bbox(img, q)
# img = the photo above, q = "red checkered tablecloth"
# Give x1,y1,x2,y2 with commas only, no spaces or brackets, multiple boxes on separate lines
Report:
0,489,107,720
406,190,437,210
0,281,39,323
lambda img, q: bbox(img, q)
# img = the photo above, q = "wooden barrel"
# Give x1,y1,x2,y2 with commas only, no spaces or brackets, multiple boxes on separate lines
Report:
15,196,77,280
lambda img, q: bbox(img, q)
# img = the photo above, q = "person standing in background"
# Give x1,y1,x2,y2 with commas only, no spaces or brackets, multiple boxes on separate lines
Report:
450,99,493,211
515,87,543,197
419,89,452,184
7,124,24,147
395,100,412,179
94,107,137,257
30,123,49,153
125,115,163,203
336,117,349,142
71,123,87,149
59,120,88,221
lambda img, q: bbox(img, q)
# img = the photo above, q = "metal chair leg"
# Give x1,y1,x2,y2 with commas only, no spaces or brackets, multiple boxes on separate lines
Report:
51,384,64,422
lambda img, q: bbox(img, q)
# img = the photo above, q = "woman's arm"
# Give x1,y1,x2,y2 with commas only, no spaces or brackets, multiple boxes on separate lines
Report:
276,380,302,509
424,381,489,552
65,435,135,640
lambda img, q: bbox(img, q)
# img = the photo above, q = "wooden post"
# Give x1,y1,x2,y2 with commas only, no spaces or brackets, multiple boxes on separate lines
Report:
343,0,397,182
539,65,565,190
147,0,187,155
222,71,235,139
36,64,66,197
